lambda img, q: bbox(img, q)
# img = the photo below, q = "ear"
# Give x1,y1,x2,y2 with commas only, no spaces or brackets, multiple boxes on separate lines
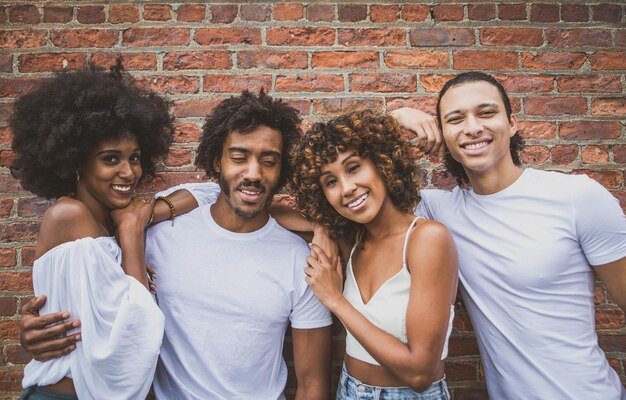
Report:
509,114,518,137
213,158,221,174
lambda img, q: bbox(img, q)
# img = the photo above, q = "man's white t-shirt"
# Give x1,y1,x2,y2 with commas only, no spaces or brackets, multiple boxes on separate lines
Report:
417,168,626,399
146,188,332,399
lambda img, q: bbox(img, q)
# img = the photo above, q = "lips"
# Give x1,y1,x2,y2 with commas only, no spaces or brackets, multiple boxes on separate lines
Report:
345,192,368,209
112,184,133,196
461,139,491,153
238,187,265,203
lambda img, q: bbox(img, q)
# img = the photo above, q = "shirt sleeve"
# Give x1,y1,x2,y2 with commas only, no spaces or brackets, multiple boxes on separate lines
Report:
289,245,333,329
571,175,626,266
415,189,438,219
156,182,221,207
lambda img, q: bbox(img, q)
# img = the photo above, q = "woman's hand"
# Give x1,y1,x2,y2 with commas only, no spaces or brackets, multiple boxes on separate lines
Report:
389,107,443,156
111,197,154,234
305,243,344,312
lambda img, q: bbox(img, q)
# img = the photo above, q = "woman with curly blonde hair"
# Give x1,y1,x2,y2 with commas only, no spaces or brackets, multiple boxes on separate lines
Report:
292,110,458,399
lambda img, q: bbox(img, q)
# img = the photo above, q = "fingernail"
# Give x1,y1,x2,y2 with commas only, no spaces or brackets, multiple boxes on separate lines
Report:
72,320,80,327
62,312,70,319
75,334,81,341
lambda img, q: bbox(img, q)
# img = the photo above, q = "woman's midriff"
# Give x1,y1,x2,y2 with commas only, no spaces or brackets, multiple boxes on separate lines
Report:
345,355,445,388
44,378,75,394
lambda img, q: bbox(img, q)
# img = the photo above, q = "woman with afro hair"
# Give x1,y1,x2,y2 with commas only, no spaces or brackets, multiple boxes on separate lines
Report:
11,64,170,400
291,110,458,399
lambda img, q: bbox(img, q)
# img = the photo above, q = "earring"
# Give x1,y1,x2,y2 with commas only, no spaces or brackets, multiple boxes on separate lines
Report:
75,171,80,181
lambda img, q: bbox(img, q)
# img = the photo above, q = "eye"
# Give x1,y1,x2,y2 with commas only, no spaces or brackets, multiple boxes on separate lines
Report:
323,177,337,188
479,110,496,118
446,117,463,125
130,153,141,164
347,163,360,174
231,156,246,163
261,157,278,167
102,155,119,164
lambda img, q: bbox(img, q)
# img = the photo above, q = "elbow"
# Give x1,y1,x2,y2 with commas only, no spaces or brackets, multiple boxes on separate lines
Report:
406,371,438,393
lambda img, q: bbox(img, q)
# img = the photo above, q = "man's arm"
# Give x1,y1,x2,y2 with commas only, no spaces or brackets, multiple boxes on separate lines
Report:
594,257,626,312
20,295,80,361
291,326,332,400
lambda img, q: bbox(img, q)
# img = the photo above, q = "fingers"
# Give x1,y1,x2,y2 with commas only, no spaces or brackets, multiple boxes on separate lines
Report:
309,243,331,266
21,295,46,316
29,334,80,362
24,319,80,343
21,311,72,331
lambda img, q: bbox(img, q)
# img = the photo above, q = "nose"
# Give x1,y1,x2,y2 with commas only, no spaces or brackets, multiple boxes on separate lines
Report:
463,114,483,136
243,159,262,182
340,178,357,198
118,161,136,180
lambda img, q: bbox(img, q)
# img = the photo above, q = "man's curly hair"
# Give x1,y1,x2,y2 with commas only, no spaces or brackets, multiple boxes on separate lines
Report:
195,90,301,191
436,72,524,186
292,110,422,239
10,62,173,199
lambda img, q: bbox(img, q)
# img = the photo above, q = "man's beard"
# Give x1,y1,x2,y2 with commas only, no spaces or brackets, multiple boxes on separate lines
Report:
218,174,271,218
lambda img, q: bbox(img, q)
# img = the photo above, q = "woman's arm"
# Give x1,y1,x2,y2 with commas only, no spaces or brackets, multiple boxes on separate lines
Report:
305,221,458,391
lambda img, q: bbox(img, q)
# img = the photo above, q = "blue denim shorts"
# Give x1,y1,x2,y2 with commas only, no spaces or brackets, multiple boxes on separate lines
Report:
20,387,78,400
336,364,450,400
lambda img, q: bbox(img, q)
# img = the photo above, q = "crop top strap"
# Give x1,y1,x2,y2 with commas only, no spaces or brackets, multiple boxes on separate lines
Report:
402,217,423,267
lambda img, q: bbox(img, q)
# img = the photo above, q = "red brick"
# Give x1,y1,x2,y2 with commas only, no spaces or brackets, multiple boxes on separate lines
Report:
0,149,15,169
137,172,207,192
431,170,458,190
91,52,157,71
589,51,626,70
521,145,550,165
0,171,22,194
530,3,559,22
9,5,40,24
0,271,32,291
172,98,223,118
123,28,189,47
446,361,478,382
204,74,272,93
143,4,172,21
0,222,39,242
385,51,448,69
547,29,612,47
518,121,556,140
0,54,12,73
433,4,464,22
195,28,260,46
386,97,437,115
17,197,52,217
77,5,104,24
550,145,579,165
420,74,454,93
241,4,270,22
273,3,304,21
0,198,13,218
480,28,543,47
267,27,335,46
283,99,311,116
468,4,495,20
410,28,474,47
312,98,384,116
0,7,6,24
134,76,200,95
338,4,367,22
0,297,17,317
0,369,23,391
51,29,118,48
454,387,490,399
560,121,621,140
18,53,86,73
6,344,31,364
607,358,623,375
595,285,605,305
370,5,399,22
0,77,42,98
313,51,378,69
0,127,12,146
499,3,527,20
561,4,589,22
307,4,335,22
43,6,73,23
177,4,206,22
557,75,621,93
165,148,193,167
210,4,238,23
276,74,343,93
582,145,610,164
525,97,587,116
616,30,626,47
239,50,306,69
454,50,518,70
0,248,16,269
521,52,586,70
402,4,429,21
614,145,626,163
21,247,36,267
495,74,553,93
108,4,139,24
173,123,201,143
574,170,623,189
339,28,405,47
593,4,623,23
350,73,416,93
164,51,231,70
592,98,626,116
0,30,47,49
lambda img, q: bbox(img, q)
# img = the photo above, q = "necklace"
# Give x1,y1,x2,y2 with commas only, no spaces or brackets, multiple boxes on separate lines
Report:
98,223,111,236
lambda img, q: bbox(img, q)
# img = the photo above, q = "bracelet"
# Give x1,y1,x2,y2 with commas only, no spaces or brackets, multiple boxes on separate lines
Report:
156,196,176,226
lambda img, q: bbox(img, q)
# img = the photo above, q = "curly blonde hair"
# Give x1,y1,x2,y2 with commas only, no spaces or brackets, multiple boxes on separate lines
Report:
291,110,422,239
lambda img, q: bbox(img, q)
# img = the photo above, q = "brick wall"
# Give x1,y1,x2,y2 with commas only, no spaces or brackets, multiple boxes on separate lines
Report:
0,2,625,398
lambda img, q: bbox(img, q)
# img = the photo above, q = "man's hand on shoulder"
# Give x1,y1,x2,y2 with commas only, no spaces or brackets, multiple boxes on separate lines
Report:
20,295,80,362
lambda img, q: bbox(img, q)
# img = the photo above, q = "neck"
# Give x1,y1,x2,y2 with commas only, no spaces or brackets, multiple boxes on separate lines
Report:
210,193,270,233
466,159,523,195
362,196,414,242
74,185,114,233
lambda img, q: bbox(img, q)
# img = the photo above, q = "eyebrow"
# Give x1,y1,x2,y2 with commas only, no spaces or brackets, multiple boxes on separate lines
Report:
96,148,141,155
443,102,499,119
228,147,281,158
320,153,357,176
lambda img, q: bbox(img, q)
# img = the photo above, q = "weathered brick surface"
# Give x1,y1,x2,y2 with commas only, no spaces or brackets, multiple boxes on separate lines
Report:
2,2,625,398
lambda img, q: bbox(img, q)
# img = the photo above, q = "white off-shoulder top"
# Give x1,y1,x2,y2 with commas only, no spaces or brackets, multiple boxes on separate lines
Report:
22,236,165,400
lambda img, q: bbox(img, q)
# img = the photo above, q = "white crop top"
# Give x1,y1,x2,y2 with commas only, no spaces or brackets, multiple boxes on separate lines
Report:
343,217,455,365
